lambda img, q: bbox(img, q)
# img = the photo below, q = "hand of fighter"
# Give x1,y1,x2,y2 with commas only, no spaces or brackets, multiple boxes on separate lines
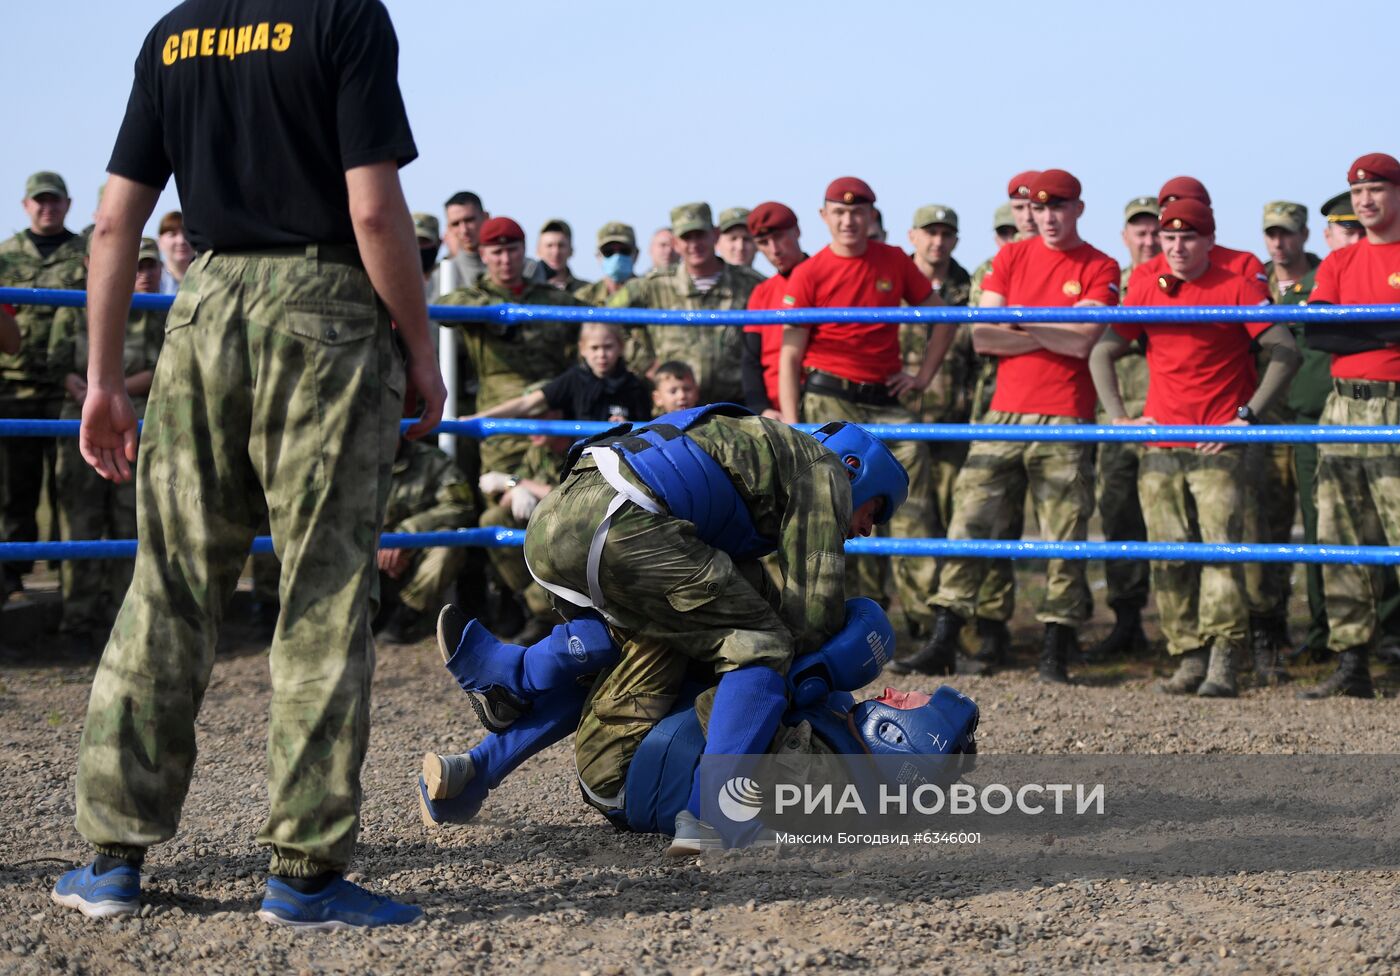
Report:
79,384,139,483
402,345,447,441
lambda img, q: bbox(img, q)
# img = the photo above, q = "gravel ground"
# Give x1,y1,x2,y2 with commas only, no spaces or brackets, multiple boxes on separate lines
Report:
2,594,1399,976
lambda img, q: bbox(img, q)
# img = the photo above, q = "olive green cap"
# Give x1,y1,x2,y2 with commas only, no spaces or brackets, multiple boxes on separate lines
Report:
1262,200,1307,233
25,171,68,199
137,237,160,262
539,218,572,239
1123,196,1160,222
716,207,751,233
1320,191,1359,224
911,204,958,231
670,202,714,237
596,221,636,249
993,202,1015,231
412,212,440,245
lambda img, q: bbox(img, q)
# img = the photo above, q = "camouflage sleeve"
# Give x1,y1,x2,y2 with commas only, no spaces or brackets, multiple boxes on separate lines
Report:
605,278,648,309
776,454,851,653
47,306,79,376
394,458,478,535
145,309,167,369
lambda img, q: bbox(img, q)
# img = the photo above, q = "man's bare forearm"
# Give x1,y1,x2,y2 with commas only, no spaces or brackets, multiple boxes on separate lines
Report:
346,162,432,356
87,176,159,388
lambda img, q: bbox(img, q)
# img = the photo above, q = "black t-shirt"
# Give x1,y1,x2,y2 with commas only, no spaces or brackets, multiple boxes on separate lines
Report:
108,0,417,252
542,363,652,424
26,230,77,259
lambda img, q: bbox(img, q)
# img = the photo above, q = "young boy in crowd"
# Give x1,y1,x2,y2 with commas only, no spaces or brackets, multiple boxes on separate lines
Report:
469,322,651,423
651,360,701,415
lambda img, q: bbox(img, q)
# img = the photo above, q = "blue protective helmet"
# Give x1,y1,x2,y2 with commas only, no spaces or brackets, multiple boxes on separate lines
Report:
809,422,909,525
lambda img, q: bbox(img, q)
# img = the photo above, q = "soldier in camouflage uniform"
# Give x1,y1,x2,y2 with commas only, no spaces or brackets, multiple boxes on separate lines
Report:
0,172,86,600
47,238,165,650
438,217,579,475
1296,153,1400,699
60,0,444,924
572,223,651,377
1090,197,1159,660
375,438,476,645
607,203,764,405
478,433,567,643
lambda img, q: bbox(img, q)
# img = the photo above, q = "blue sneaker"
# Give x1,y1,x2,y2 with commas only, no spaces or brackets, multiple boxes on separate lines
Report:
51,861,140,918
416,754,486,828
257,876,422,929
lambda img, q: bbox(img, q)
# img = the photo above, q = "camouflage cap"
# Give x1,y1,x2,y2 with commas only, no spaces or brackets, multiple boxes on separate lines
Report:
912,204,959,231
540,218,573,239
596,221,636,249
25,171,68,199
137,237,160,263
1123,196,1160,222
717,207,751,233
993,202,1015,231
1320,191,1360,225
412,212,441,245
670,202,714,237
1262,201,1307,233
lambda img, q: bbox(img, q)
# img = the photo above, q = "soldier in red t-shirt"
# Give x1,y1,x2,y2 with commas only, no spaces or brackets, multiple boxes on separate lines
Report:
741,202,807,419
778,177,954,635
1295,152,1400,698
897,169,1119,684
1091,199,1299,698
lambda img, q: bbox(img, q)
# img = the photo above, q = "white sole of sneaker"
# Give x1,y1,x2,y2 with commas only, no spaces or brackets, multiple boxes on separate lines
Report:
51,891,138,919
256,910,354,930
421,752,448,800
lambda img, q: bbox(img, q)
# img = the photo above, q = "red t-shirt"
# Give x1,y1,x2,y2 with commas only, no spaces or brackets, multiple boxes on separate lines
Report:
981,237,1120,418
1128,244,1267,296
1121,264,1272,444
781,242,933,384
1308,238,1400,381
745,272,791,406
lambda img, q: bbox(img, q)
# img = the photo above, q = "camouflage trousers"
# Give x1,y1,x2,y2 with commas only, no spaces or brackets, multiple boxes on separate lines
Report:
933,412,1095,627
1137,448,1248,656
391,546,467,614
1316,390,1400,652
55,400,142,632
800,391,937,628
1242,441,1297,620
1096,441,1150,610
524,466,792,803
0,396,59,577
480,501,554,619
75,247,404,877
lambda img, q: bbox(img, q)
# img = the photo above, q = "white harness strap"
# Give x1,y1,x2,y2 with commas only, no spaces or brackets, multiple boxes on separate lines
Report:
526,447,663,615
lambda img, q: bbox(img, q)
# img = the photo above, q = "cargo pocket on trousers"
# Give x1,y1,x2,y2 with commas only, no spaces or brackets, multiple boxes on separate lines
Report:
664,564,726,614
165,289,201,334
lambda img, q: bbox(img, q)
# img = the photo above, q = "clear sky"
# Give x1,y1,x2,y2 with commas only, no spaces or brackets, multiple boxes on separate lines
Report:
1,0,1387,277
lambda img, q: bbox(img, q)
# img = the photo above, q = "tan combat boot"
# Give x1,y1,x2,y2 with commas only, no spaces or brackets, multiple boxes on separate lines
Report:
1157,648,1208,695
1197,638,1240,698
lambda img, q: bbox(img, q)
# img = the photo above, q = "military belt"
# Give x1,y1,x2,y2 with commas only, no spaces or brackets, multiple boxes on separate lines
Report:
1333,378,1400,401
805,369,898,407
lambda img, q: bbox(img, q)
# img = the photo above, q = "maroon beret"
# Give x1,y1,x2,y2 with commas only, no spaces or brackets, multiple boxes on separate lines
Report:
1028,169,1082,204
1159,199,1215,236
479,217,524,246
747,201,798,236
1007,170,1040,199
1158,176,1211,207
824,176,876,206
1349,152,1400,185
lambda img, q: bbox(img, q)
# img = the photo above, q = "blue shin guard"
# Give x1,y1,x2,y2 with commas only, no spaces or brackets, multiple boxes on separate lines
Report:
418,683,588,826
443,613,620,702
685,665,788,824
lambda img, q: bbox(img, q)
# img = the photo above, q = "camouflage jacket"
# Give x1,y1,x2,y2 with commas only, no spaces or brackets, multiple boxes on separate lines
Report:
0,230,87,396
49,305,166,419
511,440,565,487
607,261,764,404
383,439,477,536
608,414,849,653
438,278,580,409
1266,254,1329,419
899,257,976,423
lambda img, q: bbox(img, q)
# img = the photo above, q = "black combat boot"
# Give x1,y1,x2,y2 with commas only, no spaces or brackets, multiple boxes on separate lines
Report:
1296,647,1374,699
1250,616,1290,686
959,617,1010,675
1037,623,1075,685
1086,601,1147,661
888,607,963,676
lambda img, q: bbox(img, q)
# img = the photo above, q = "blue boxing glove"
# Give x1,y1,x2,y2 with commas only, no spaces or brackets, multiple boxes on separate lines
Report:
787,598,895,708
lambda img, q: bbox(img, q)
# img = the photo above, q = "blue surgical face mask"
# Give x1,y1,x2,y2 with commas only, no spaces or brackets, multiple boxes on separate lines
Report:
601,252,634,281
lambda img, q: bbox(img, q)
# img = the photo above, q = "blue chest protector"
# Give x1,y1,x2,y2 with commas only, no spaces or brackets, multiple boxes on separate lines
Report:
562,403,776,561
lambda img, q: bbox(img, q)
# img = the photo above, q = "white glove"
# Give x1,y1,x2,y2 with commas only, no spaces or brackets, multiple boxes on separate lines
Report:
509,487,540,522
479,471,512,495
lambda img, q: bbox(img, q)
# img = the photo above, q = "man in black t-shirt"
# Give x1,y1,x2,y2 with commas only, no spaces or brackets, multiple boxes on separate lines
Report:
54,0,445,928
